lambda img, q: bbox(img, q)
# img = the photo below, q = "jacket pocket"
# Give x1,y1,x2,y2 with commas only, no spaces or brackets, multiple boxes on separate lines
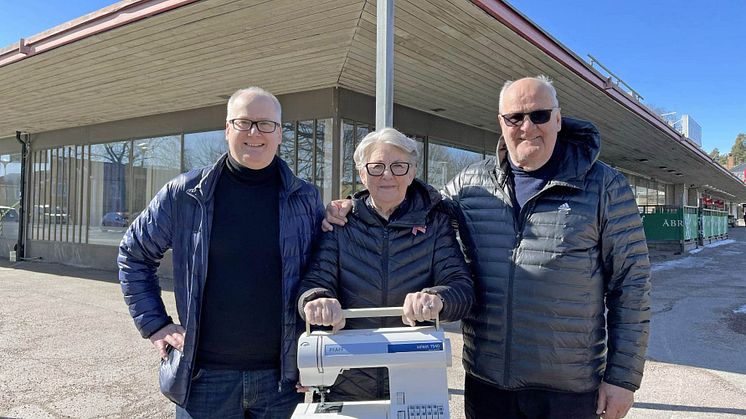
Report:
159,346,186,405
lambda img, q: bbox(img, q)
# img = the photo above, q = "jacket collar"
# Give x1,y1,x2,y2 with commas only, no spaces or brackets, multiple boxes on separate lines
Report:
188,154,303,202
352,178,442,227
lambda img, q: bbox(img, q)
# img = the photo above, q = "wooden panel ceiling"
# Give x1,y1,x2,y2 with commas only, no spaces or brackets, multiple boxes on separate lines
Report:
1,0,743,199
0,0,361,134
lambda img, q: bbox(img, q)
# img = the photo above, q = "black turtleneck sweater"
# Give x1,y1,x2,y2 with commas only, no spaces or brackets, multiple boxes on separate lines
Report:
508,140,564,217
196,155,282,370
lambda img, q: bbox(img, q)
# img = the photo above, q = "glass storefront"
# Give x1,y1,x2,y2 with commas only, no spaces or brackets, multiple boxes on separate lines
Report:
183,130,227,172
0,153,22,240
623,172,673,211
427,141,483,191
26,117,339,246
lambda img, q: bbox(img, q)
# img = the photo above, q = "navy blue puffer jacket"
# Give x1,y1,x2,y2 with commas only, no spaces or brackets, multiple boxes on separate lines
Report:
118,154,323,406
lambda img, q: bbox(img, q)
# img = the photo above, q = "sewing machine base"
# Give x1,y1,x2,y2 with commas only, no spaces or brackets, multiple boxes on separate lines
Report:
291,400,447,418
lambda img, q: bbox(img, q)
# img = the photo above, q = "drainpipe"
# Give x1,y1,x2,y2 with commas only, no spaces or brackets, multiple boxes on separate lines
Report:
15,131,29,259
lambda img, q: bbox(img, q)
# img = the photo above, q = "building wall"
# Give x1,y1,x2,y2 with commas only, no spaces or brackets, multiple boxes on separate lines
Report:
7,87,503,272
5,86,718,272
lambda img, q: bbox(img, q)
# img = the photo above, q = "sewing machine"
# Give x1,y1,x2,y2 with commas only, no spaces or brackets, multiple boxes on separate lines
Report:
291,307,451,419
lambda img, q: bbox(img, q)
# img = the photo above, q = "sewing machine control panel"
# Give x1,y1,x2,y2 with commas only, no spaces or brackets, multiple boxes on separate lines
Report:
397,404,446,418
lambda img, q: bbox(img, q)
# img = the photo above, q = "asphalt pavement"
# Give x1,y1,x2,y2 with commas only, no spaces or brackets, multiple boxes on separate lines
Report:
1,228,745,418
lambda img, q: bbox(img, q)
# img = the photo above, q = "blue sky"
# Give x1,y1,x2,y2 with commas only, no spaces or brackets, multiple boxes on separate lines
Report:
506,0,746,154
1,1,744,154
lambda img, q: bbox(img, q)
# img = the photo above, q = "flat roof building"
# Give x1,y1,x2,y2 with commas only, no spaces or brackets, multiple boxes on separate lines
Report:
1,0,744,271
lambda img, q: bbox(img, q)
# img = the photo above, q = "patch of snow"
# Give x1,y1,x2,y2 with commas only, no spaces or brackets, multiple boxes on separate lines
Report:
651,256,708,273
734,305,746,314
704,239,735,249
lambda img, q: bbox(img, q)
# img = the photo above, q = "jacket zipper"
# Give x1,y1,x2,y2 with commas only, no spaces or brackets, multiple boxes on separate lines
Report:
382,228,390,308
185,189,208,400
504,187,539,386
380,227,391,399
277,194,286,393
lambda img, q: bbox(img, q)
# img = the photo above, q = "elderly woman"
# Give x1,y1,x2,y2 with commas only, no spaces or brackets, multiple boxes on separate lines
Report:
297,127,474,402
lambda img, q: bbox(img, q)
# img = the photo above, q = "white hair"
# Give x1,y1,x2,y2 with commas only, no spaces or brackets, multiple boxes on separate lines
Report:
353,128,419,170
226,86,282,121
498,75,559,112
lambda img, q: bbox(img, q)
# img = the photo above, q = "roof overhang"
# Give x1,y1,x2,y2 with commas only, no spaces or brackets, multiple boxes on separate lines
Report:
1,0,744,200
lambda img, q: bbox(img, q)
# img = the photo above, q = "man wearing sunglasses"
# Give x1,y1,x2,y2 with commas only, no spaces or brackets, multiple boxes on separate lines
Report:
323,76,650,419
448,76,651,419
119,87,324,418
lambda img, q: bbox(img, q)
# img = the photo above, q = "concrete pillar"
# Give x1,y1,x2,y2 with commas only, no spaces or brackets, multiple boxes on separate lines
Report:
687,186,700,207
674,183,686,206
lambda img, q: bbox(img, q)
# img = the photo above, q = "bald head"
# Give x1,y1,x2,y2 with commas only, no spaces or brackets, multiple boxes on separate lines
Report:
226,87,282,121
499,76,558,113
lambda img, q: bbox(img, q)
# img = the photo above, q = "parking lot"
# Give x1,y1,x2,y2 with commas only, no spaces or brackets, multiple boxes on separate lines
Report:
1,229,745,418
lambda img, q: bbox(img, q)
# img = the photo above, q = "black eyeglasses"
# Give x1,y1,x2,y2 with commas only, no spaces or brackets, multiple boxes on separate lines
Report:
229,119,280,133
364,162,411,176
498,108,558,127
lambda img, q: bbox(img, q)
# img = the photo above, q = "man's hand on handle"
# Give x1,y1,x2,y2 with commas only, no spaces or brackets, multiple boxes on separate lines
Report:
149,323,186,360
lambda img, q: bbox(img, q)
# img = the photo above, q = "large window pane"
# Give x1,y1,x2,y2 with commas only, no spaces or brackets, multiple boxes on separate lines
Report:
280,122,296,170
315,119,333,203
636,178,648,206
340,121,372,198
89,141,131,245
132,136,181,216
340,120,356,199
648,180,658,206
183,130,227,172
0,153,21,240
297,120,314,182
403,134,425,179
427,142,483,191
30,148,70,242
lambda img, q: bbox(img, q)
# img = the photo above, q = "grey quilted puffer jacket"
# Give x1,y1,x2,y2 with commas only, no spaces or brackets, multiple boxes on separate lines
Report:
444,117,651,393
298,179,474,401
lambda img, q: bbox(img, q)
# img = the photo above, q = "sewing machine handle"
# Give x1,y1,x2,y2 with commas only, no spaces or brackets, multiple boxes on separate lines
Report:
305,307,440,335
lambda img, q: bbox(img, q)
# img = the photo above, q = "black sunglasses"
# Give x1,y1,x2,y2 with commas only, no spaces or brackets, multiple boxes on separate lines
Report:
499,108,558,127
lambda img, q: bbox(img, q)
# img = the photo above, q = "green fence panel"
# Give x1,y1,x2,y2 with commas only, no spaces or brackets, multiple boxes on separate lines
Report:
702,209,728,238
683,211,698,241
718,214,728,235
642,209,684,241
702,214,713,238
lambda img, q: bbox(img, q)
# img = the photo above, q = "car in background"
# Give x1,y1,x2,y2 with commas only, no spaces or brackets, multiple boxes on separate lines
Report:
101,212,129,232
0,206,19,238
0,206,18,222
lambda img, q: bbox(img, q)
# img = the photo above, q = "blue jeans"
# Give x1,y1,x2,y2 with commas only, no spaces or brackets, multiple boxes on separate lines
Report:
175,369,303,419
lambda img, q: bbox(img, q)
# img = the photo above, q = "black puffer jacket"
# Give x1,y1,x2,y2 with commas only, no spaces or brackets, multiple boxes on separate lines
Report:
298,179,474,401
444,117,651,393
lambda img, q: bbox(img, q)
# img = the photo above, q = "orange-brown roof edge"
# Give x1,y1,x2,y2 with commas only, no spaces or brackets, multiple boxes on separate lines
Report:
0,0,198,68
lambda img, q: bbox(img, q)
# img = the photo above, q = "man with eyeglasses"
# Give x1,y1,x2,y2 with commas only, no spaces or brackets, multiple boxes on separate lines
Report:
324,76,650,419
118,86,324,418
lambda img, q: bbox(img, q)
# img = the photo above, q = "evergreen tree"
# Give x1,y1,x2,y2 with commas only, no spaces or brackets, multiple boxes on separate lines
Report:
709,148,728,166
730,133,746,165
